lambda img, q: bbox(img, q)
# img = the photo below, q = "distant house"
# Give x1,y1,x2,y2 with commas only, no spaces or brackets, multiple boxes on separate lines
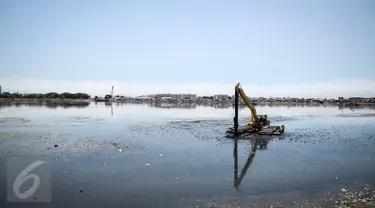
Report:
258,97,267,102
231,94,253,103
275,98,283,102
160,96,172,100
214,94,230,101
154,94,196,101
135,96,151,100
349,97,365,102
170,94,179,99
306,98,314,103
180,94,197,100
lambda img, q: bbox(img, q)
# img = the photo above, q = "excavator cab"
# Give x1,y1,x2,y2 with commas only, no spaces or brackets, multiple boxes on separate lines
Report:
248,115,270,129
257,115,270,126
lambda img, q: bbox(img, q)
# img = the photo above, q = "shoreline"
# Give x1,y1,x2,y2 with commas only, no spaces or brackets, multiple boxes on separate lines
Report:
0,98,92,103
1,98,375,108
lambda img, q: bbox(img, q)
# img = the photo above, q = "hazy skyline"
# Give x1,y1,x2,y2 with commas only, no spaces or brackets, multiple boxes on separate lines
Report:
1,0,375,97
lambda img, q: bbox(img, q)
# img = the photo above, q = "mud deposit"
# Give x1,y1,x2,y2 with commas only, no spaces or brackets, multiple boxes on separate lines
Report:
0,103,375,208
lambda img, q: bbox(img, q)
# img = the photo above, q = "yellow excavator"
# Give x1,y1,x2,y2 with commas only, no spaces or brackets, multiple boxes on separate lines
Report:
226,82,284,137
235,82,270,130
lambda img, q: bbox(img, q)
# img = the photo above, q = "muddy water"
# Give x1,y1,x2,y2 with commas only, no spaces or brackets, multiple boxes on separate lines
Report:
0,102,375,208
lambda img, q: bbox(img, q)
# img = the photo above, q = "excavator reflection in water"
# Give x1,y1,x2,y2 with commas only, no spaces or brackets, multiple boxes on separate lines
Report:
233,137,270,191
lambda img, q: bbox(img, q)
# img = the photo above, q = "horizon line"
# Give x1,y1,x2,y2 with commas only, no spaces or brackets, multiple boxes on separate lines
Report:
1,77,375,98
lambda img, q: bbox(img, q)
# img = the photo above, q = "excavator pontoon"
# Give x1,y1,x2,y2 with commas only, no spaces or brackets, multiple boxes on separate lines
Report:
226,82,285,138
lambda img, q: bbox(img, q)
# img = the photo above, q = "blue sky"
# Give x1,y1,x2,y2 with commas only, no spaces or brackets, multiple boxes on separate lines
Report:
1,0,375,97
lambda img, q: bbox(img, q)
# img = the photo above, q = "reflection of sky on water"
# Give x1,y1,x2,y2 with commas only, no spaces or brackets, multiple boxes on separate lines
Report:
1,103,375,123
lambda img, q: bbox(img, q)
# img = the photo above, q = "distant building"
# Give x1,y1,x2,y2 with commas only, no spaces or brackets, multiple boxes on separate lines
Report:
170,94,179,99
231,94,253,104
198,96,213,100
180,94,197,100
153,93,196,101
349,97,365,102
135,96,151,100
154,94,174,99
214,94,230,101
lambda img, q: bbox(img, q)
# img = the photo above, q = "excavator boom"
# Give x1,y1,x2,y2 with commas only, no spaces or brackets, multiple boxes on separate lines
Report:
235,83,258,126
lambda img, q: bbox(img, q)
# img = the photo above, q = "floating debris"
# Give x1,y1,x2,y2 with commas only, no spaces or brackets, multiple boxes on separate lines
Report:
72,139,143,153
335,185,375,208
183,186,375,208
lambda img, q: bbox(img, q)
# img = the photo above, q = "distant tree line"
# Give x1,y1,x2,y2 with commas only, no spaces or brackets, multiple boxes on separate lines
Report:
0,102,90,109
0,92,90,99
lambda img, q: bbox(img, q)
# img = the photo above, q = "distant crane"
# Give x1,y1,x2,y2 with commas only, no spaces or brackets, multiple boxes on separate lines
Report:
104,86,115,101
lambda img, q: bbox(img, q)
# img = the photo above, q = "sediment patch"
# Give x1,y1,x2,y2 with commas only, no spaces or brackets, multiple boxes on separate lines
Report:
0,117,31,124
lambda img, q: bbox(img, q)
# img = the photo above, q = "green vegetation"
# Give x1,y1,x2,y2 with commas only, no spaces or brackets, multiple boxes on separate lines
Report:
0,92,90,99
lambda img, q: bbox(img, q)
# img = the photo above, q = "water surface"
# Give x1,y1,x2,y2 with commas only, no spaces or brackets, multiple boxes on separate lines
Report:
0,103,374,208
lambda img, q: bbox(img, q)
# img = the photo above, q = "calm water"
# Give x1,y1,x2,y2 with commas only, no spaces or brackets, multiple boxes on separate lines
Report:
0,102,375,208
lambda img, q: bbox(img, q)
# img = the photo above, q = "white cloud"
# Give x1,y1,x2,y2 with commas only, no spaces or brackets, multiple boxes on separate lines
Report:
1,77,375,98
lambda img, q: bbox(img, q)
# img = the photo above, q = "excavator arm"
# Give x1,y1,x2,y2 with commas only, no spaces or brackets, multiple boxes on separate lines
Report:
235,82,257,126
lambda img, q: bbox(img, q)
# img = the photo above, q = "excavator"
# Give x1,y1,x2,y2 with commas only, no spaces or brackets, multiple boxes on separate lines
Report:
235,82,270,130
226,82,284,137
